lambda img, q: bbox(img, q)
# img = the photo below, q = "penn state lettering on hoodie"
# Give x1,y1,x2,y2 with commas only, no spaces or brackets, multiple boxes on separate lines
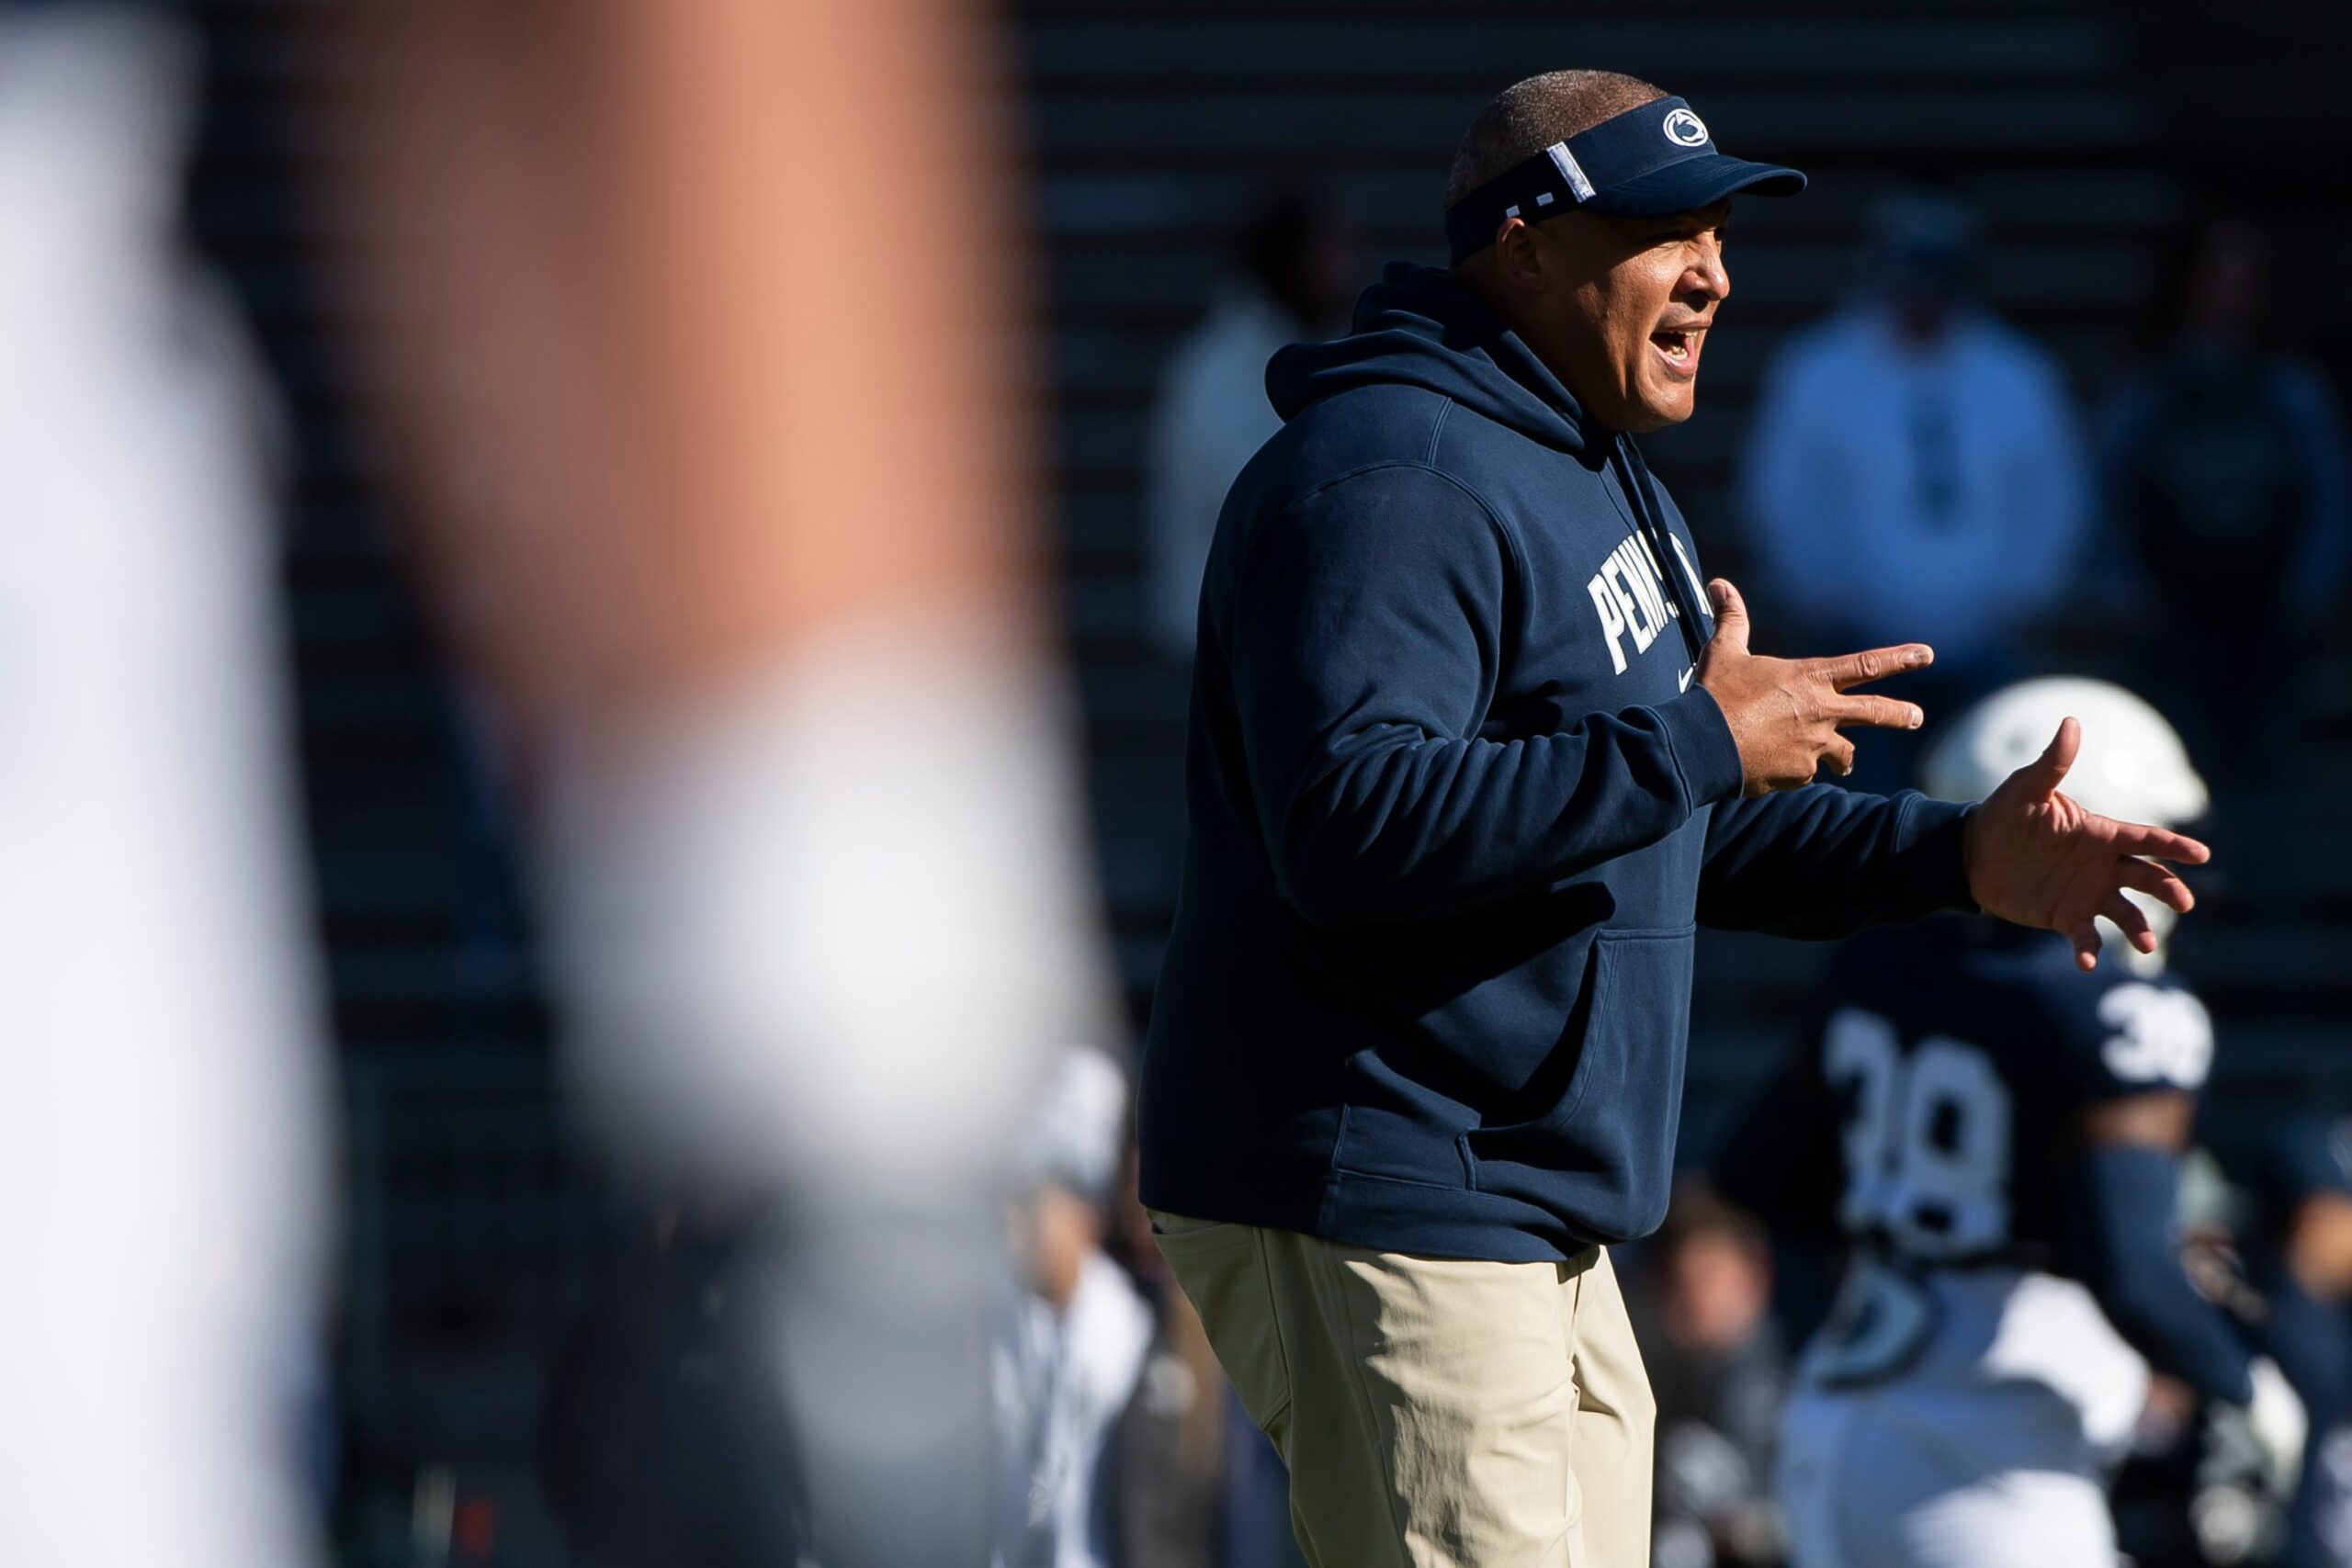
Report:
1136,263,1977,1262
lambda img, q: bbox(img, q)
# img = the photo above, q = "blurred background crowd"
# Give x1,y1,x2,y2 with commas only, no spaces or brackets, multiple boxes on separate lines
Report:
6,0,2352,1565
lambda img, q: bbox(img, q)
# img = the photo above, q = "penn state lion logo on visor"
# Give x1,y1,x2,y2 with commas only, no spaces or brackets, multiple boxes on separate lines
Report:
1663,107,1709,147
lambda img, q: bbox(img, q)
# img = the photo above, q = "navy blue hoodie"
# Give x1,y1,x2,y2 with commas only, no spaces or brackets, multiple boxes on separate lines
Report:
1136,264,1977,1262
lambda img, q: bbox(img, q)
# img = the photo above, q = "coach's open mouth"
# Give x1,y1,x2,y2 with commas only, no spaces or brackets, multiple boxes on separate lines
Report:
1648,326,1703,379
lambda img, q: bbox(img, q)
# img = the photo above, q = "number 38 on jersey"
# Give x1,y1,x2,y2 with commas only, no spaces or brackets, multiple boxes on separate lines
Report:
1826,1010,2014,1258
1823,981,2211,1263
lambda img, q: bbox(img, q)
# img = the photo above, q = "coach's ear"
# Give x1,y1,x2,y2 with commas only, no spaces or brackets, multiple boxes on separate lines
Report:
1487,215,1552,297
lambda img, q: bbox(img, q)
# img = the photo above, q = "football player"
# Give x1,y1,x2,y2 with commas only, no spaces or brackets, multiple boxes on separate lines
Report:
1717,677,2305,1568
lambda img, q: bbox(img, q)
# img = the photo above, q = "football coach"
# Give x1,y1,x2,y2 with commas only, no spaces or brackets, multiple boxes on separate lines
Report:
1136,69,2210,1567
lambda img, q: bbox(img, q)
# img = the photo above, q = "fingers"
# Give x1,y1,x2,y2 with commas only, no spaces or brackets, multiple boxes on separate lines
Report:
2100,891,2160,953
2116,855,2196,914
1707,579,1749,655
1828,694,1926,732
2103,818,2212,866
2070,919,2103,972
2020,716,2081,795
1821,735,1857,779
1814,643,1935,692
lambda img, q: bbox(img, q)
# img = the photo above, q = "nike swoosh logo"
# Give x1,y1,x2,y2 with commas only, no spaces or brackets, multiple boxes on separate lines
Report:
1679,666,1695,692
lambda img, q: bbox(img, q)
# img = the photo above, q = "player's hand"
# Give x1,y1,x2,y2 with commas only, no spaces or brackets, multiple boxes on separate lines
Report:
1963,716,2211,971
1694,579,1930,796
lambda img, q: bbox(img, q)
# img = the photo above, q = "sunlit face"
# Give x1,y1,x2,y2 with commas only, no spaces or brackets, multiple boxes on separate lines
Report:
1490,199,1733,433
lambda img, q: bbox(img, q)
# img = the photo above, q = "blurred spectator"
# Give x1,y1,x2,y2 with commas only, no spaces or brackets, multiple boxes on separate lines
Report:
2099,214,2348,792
2235,1117,2352,1566
1740,191,2090,788
1142,186,1356,659
994,1047,1155,1568
1626,1180,1788,1568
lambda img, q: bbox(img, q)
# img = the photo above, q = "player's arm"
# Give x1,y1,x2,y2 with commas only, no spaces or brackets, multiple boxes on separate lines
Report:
2067,1091,2256,1405
328,0,1045,731
2065,1091,2307,1491
324,0,1110,1190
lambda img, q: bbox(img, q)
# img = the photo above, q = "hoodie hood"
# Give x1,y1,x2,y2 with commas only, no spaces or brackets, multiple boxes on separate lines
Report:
1265,262,1599,455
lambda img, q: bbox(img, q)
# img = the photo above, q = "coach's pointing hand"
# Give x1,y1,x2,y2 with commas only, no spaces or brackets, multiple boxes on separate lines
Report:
1695,578,1932,796
1964,716,2211,971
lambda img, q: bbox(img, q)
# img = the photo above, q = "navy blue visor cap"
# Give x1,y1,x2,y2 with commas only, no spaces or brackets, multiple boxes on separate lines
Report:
1444,96,1805,265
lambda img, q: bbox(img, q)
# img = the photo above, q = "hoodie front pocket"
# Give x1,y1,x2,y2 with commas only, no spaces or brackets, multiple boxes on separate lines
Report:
1460,924,1694,1238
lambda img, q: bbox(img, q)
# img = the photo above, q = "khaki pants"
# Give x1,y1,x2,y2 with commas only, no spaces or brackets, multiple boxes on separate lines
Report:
1151,1213,1655,1568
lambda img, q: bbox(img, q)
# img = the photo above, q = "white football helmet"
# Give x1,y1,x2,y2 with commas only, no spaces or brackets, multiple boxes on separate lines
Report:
1920,677,2208,973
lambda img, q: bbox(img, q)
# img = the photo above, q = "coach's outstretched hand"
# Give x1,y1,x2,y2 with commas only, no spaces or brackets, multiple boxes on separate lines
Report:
1696,578,1931,796
1964,716,2211,971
